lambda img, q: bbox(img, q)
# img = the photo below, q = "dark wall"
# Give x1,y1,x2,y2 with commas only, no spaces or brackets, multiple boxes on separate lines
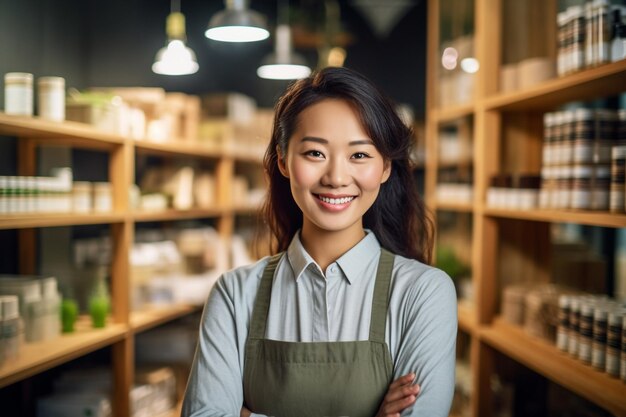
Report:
1,0,426,111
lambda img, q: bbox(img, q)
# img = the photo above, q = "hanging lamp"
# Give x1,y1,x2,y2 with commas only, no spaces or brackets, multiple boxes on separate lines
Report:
257,24,311,80
153,0,199,75
205,0,270,42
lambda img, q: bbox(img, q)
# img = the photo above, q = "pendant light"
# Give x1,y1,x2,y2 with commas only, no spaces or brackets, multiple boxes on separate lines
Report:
205,0,270,43
257,24,311,80
153,0,199,75
257,1,311,81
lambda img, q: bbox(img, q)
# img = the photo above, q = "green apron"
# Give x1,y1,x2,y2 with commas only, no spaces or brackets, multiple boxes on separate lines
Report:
243,249,395,417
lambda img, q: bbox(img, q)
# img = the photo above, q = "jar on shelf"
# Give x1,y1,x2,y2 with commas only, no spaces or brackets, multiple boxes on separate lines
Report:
37,76,65,121
4,72,33,116
0,295,20,364
571,165,593,209
72,181,92,213
93,182,112,213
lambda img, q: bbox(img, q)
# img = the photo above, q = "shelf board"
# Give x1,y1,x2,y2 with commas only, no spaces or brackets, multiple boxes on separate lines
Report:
432,104,475,123
0,113,125,150
232,152,264,164
0,212,126,230
232,204,262,215
434,201,474,212
130,304,201,334
0,318,127,388
483,60,626,111
484,207,626,228
481,318,626,417
134,140,223,159
132,208,225,222
457,300,478,335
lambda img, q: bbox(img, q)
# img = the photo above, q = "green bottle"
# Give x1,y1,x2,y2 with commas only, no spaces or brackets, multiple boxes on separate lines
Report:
61,298,78,333
89,268,110,328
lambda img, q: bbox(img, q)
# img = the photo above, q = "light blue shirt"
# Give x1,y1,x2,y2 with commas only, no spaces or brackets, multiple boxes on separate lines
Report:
182,231,457,417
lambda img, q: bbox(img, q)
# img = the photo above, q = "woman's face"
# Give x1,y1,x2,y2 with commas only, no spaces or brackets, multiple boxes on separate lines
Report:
278,98,391,238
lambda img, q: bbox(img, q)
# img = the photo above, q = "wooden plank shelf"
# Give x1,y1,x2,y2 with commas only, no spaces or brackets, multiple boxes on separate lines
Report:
482,60,626,111
134,140,223,159
433,104,475,123
484,207,626,228
480,318,626,417
130,304,201,334
232,204,263,215
457,300,478,335
434,201,474,213
0,318,127,389
131,208,225,222
0,113,125,150
0,212,126,230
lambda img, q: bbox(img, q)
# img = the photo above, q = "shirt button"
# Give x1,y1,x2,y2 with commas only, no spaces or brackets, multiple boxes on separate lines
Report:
330,265,337,273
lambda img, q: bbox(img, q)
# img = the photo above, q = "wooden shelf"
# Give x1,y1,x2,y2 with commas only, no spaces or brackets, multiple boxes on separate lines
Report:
484,207,626,228
130,304,201,334
134,140,223,159
457,300,478,335
0,113,125,150
483,60,626,111
231,152,264,165
481,318,626,417
232,204,262,215
0,212,126,230
434,201,474,213
432,104,475,123
131,208,225,222
0,318,127,389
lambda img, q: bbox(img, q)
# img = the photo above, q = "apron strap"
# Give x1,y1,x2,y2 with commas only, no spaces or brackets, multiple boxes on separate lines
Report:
249,252,283,340
369,249,394,343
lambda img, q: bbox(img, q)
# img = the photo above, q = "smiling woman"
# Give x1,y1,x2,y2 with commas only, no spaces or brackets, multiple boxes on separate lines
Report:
182,67,457,417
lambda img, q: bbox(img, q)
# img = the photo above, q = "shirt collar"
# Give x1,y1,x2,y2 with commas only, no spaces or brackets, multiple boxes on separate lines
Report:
286,230,382,284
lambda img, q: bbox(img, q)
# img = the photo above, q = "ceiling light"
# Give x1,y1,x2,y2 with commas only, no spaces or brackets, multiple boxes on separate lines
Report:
152,4,199,76
257,25,311,80
460,57,480,73
205,0,270,42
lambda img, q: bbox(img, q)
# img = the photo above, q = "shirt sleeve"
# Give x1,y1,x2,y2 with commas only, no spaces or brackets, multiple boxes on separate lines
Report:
181,273,268,417
393,269,458,417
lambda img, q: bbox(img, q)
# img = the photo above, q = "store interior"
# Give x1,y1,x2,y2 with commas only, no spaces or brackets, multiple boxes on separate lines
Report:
0,0,625,416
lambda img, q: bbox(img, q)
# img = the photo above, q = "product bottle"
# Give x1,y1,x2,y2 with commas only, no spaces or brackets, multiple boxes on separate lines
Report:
611,22,626,62
41,278,61,340
0,295,21,362
61,297,78,333
89,268,110,328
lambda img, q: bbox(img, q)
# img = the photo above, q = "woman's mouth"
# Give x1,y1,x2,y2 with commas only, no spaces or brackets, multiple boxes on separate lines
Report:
314,194,356,211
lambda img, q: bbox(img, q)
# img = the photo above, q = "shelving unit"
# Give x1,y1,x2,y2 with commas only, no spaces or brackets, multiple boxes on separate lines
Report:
0,112,265,416
426,1,626,416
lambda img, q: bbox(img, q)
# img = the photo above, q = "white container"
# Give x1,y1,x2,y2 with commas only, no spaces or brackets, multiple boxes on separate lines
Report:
72,181,93,213
4,72,33,116
40,277,60,341
38,76,65,121
0,295,21,363
93,182,113,213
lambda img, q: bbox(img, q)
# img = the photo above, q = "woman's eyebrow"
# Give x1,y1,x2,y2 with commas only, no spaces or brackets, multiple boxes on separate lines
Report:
300,136,374,146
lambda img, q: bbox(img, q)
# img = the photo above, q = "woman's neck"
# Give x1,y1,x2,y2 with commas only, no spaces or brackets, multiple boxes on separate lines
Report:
299,222,366,272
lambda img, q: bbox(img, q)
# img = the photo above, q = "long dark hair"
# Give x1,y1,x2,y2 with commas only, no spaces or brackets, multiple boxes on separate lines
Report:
262,67,433,264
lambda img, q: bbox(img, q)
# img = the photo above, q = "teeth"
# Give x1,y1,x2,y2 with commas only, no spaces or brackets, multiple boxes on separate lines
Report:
318,195,355,205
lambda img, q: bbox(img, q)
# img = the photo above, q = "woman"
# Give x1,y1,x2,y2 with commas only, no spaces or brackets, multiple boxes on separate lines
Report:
182,67,457,417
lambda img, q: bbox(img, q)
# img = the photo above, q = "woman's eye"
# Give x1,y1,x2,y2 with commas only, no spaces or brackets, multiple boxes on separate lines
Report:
304,150,324,158
352,152,371,159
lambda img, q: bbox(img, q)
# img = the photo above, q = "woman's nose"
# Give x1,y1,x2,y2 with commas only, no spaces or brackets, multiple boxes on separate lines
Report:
321,158,349,187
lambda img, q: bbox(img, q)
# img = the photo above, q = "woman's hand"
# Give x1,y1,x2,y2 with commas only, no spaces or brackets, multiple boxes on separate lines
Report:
376,373,421,417
240,406,251,417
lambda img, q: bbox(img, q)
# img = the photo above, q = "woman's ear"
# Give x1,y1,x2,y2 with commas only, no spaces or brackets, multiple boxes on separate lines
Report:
277,146,290,178
381,160,392,184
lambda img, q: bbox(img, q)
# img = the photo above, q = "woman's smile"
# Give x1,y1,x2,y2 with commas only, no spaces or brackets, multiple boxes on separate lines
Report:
313,193,357,211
